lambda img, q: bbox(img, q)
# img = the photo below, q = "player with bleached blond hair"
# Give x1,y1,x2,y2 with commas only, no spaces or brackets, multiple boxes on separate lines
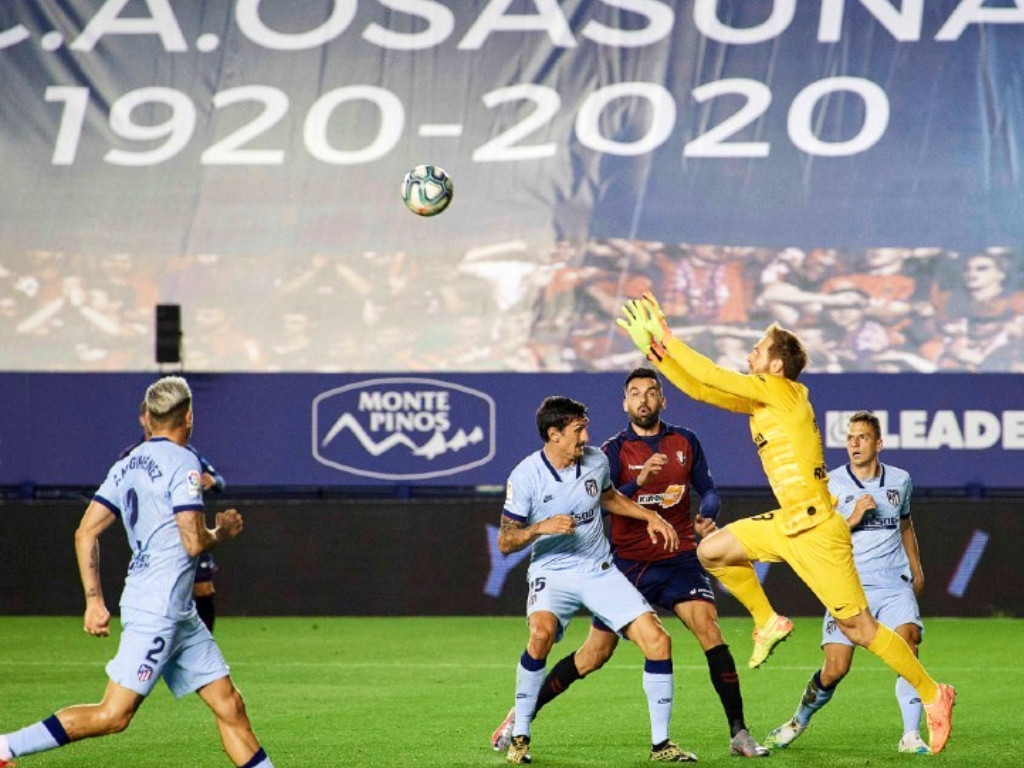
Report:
0,376,276,768
616,293,955,755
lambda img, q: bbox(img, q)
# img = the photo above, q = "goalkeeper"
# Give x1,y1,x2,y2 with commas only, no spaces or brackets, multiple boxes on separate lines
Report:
616,292,955,755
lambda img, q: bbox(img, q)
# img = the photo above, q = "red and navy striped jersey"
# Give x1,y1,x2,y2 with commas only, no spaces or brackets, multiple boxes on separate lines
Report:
601,422,716,561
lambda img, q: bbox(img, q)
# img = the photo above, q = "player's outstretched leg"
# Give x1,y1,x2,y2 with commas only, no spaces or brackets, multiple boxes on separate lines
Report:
923,683,956,754
730,728,770,757
764,717,806,749
764,670,837,749
491,707,515,752
749,613,794,669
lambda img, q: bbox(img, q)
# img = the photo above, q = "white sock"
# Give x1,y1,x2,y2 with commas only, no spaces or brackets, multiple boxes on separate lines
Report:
896,676,923,735
643,660,674,746
512,653,546,739
5,718,65,758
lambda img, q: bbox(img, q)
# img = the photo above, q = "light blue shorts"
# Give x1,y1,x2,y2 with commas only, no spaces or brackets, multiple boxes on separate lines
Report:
822,584,923,647
525,562,652,642
106,608,230,698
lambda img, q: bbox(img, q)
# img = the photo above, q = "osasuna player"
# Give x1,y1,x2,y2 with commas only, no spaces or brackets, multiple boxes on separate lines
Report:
616,292,955,755
0,376,275,768
492,370,768,758
498,395,697,764
766,411,931,754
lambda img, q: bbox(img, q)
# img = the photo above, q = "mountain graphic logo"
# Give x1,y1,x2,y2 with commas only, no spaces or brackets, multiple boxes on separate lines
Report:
312,377,495,480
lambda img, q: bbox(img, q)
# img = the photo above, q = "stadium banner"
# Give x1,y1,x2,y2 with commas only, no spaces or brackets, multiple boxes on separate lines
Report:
2,1,1024,374
2,498,1020,617
1,371,1021,490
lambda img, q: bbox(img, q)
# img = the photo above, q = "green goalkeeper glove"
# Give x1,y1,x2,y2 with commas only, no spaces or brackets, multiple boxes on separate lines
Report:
639,292,673,343
617,299,652,355
617,298,665,362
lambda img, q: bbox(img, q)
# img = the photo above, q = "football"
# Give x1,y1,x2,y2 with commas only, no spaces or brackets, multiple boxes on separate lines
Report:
400,164,453,216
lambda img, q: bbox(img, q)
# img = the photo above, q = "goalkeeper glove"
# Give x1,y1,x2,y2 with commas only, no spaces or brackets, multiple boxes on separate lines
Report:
617,299,665,362
639,292,673,343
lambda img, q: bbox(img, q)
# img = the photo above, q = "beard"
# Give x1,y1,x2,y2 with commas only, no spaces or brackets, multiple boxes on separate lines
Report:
630,410,660,430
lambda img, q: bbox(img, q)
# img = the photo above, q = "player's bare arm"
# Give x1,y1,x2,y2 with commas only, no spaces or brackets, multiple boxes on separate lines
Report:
74,500,117,637
176,508,244,557
901,517,925,594
600,488,679,552
497,514,575,554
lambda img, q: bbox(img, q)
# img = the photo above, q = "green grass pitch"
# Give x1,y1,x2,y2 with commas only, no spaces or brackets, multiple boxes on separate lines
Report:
0,616,1017,767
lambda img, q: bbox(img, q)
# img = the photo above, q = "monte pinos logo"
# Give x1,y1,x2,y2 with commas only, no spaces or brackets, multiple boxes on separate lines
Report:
312,378,496,480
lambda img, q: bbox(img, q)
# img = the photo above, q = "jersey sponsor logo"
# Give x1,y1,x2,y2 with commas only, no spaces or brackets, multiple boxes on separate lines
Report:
312,378,495,480
858,517,897,531
572,508,596,525
825,409,1024,450
661,483,686,508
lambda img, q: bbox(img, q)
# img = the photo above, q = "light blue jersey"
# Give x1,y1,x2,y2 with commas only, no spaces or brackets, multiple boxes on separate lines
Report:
94,437,204,619
503,446,613,572
827,462,913,589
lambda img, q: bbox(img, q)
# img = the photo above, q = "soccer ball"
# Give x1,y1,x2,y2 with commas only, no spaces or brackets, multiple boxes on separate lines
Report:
400,164,453,216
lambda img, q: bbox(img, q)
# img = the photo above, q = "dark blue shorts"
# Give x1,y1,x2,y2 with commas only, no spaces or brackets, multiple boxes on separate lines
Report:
593,550,715,633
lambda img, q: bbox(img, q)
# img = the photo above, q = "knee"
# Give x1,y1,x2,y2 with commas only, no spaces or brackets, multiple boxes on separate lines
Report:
218,688,248,725
835,612,876,647
695,539,714,567
820,658,851,686
642,627,672,661
687,613,723,649
527,625,557,658
98,705,135,735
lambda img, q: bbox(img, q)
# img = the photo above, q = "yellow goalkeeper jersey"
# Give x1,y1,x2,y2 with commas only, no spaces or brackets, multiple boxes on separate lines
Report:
655,336,834,535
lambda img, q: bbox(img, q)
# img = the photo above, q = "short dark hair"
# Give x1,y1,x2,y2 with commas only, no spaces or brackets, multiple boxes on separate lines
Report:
849,410,882,439
765,322,809,380
623,367,661,392
536,396,587,442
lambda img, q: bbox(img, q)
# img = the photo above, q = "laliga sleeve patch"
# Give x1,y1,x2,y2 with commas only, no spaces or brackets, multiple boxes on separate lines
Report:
505,480,514,505
187,470,202,498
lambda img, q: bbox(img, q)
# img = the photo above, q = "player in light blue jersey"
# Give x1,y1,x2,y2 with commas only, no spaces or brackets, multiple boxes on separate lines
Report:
765,411,931,755
0,376,275,768
119,399,225,633
498,396,698,764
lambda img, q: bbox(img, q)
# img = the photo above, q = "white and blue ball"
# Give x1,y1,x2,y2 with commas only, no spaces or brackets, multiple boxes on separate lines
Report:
400,164,453,217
